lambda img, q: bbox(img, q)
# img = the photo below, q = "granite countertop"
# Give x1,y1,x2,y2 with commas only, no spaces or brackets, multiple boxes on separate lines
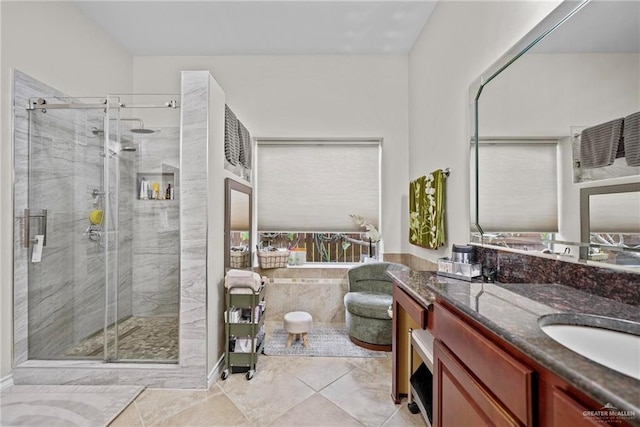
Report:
388,270,640,423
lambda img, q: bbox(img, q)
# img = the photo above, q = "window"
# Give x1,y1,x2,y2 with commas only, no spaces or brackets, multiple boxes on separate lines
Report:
257,139,380,262
471,140,558,250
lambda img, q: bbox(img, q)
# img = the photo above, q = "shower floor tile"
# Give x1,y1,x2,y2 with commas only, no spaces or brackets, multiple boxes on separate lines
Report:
63,316,178,361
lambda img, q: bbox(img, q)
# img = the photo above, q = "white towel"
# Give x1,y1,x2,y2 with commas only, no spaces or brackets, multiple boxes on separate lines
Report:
624,112,640,167
580,118,624,168
225,269,262,293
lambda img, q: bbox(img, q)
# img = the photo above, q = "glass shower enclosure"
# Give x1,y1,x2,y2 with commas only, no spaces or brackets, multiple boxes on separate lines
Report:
17,87,180,363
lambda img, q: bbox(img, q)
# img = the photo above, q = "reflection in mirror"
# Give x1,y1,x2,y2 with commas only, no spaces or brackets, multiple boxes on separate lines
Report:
580,183,640,267
470,0,640,266
225,178,253,270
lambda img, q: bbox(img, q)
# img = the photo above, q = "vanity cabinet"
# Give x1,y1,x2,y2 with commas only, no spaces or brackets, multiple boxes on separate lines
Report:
433,339,520,426
433,303,533,426
432,301,628,427
391,283,431,402
390,276,634,427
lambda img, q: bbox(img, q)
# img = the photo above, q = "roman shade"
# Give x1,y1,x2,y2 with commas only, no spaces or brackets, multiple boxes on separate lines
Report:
474,141,559,232
257,140,380,232
589,191,640,233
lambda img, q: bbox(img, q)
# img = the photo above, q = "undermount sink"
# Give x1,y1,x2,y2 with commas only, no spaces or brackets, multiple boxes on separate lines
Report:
538,313,640,381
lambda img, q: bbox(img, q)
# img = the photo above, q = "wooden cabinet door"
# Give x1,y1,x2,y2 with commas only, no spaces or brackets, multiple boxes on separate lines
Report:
552,389,603,427
433,339,520,427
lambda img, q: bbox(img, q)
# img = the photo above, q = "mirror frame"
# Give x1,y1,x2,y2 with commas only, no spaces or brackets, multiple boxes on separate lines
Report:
224,178,253,270
470,0,589,234
579,182,640,258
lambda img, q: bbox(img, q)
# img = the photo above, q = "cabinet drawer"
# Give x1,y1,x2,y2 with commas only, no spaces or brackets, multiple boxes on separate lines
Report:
434,304,533,426
393,284,428,328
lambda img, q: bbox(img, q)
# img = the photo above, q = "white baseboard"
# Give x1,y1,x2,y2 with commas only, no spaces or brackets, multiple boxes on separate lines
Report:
1,374,14,391
207,355,225,389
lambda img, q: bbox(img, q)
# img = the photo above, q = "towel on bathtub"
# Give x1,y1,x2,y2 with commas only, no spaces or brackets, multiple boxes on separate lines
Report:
225,269,262,293
579,118,624,168
623,111,640,166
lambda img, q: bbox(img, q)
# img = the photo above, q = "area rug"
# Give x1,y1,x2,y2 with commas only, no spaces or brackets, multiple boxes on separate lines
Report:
0,385,143,427
264,325,386,358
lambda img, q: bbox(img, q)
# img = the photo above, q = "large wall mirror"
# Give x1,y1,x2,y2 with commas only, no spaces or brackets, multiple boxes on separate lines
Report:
470,0,640,270
224,178,253,270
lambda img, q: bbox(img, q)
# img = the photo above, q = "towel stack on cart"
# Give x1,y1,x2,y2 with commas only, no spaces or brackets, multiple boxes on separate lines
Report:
224,269,262,293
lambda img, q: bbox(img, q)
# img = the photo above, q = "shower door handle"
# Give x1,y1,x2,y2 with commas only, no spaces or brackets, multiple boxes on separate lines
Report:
23,208,48,248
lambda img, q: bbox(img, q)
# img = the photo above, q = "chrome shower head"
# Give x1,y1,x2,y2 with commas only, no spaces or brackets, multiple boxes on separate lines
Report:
121,118,156,134
119,135,137,152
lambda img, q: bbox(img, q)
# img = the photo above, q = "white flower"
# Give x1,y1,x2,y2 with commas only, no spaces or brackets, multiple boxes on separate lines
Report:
350,213,381,242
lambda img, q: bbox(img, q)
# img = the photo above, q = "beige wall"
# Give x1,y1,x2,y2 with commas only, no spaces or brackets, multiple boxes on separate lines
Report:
133,55,410,255
0,1,133,380
133,56,409,373
407,0,561,262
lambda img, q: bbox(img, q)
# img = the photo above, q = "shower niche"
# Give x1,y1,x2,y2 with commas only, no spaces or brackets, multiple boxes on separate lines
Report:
136,170,178,201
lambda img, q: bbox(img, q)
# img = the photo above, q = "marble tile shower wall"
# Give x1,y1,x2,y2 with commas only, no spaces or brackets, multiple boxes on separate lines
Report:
176,71,210,386
132,128,180,317
476,246,640,306
12,71,133,360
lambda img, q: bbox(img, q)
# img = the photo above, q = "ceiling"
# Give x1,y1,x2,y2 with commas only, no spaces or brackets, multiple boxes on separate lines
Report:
531,0,640,54
74,1,438,56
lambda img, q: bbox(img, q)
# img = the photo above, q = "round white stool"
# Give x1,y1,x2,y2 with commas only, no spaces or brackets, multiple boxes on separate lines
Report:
283,311,313,348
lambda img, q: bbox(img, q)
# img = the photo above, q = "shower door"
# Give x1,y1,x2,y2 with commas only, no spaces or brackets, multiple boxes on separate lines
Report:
20,90,180,363
25,99,111,360
107,94,181,363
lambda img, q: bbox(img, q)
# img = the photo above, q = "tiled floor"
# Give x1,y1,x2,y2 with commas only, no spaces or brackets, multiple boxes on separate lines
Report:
64,317,179,361
0,385,144,427
109,354,428,426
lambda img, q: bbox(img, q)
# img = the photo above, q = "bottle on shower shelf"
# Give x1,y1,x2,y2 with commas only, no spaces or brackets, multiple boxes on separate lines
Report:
139,177,148,200
152,182,160,199
166,184,172,200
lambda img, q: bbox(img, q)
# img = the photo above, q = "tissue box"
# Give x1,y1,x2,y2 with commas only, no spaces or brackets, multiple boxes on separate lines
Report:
436,258,482,281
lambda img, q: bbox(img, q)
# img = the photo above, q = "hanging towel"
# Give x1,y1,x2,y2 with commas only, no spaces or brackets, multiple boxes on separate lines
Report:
238,120,252,169
623,111,640,167
409,170,446,249
579,118,623,168
225,105,240,166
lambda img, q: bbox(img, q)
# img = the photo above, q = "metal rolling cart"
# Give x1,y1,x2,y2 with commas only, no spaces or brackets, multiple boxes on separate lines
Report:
221,281,266,381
